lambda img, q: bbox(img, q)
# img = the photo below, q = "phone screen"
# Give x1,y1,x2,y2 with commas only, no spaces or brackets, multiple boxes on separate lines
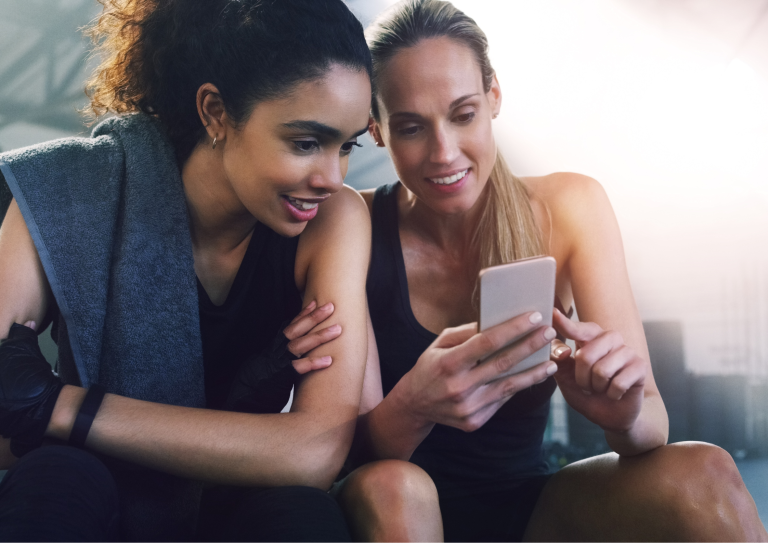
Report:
478,256,556,375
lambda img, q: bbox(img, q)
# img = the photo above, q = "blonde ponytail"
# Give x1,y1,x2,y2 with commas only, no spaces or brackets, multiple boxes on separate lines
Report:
473,152,544,271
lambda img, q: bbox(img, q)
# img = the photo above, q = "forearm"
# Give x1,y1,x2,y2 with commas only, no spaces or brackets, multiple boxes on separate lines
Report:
48,385,356,489
353,378,434,465
605,394,668,456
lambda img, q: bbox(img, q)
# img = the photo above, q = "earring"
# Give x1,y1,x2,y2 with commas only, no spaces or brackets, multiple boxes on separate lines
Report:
492,113,499,119
212,136,218,150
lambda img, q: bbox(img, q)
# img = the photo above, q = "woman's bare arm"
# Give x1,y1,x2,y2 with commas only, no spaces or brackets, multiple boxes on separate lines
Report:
531,172,668,455
0,199,52,467
2,188,371,488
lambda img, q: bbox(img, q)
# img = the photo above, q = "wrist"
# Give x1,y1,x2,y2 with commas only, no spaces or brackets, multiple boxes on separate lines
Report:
46,385,86,441
389,373,434,433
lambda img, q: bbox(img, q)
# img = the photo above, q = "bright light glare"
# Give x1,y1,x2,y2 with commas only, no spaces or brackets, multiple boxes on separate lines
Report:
449,0,768,374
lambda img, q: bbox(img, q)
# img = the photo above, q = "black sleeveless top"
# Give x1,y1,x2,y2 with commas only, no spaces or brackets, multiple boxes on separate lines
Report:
367,182,556,496
198,222,303,411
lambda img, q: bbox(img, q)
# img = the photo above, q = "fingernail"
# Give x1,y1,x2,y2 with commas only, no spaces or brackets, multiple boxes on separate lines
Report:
320,356,332,365
529,312,542,324
544,327,556,340
582,389,592,396
554,345,569,358
321,302,334,311
546,363,558,375
328,324,341,333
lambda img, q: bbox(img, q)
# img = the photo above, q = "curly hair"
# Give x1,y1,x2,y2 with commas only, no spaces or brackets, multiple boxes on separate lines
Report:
85,0,372,163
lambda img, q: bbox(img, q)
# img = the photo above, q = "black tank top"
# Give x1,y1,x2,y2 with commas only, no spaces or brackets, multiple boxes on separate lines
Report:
198,222,303,411
367,182,556,496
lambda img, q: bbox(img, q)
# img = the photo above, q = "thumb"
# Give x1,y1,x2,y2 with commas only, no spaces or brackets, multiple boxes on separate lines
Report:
433,322,478,349
550,339,571,362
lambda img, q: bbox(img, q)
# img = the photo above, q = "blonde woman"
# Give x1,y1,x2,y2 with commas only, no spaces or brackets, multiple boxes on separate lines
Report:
333,1,768,541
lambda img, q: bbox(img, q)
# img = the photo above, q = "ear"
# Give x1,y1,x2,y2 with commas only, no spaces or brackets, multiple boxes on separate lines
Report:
488,72,502,119
368,117,386,148
196,83,229,146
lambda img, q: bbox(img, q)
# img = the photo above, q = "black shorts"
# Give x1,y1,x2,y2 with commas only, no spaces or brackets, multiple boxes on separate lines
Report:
440,474,553,542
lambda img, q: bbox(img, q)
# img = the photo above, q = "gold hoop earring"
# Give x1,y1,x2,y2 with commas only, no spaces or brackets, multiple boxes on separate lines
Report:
212,136,218,150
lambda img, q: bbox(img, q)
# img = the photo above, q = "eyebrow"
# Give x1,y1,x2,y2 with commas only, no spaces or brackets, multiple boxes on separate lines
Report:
389,93,480,120
281,120,369,140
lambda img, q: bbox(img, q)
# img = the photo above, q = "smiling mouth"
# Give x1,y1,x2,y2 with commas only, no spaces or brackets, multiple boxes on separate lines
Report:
428,169,468,185
285,196,320,211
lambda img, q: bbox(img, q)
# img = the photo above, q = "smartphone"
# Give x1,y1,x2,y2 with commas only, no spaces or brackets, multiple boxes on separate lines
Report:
478,256,556,375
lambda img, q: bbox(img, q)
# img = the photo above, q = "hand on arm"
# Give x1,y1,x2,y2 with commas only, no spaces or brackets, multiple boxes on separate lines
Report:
225,300,340,413
284,300,340,375
1,190,371,488
355,311,559,463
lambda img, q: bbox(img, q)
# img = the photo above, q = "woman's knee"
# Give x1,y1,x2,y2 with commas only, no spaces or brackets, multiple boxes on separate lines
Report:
638,442,764,540
649,442,744,502
337,460,442,541
340,460,438,511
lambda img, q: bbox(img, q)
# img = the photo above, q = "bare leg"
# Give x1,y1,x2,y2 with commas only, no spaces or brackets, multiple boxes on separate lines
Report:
335,460,443,542
524,441,768,542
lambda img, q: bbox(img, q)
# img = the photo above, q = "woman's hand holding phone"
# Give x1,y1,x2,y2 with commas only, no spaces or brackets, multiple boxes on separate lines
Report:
396,312,559,433
550,308,646,434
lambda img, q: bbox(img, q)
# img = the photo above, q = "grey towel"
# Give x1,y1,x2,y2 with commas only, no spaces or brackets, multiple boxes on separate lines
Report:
0,114,204,407
0,114,205,540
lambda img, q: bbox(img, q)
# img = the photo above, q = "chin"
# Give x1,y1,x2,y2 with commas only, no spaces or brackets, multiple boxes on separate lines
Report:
273,221,308,238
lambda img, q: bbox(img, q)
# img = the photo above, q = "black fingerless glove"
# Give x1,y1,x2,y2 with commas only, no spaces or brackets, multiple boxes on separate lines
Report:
0,323,64,456
226,322,299,414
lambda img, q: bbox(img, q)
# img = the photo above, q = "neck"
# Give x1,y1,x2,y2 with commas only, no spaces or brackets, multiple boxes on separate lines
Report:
181,143,256,252
398,182,485,261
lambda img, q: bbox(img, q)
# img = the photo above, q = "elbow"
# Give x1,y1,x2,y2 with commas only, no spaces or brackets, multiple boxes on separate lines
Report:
302,437,351,491
284,420,355,491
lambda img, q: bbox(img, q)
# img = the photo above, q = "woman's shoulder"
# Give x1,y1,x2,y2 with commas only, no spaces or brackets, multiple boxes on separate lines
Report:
521,172,619,266
301,185,369,239
522,172,608,210
295,186,371,282
522,172,613,230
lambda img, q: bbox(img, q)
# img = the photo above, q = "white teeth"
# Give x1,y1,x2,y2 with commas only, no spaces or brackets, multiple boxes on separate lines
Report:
288,197,318,211
429,169,468,185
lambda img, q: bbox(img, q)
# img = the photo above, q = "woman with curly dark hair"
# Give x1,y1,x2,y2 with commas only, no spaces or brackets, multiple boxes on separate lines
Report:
0,0,412,540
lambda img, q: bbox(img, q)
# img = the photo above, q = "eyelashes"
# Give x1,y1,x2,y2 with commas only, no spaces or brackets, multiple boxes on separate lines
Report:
394,111,477,138
292,140,362,155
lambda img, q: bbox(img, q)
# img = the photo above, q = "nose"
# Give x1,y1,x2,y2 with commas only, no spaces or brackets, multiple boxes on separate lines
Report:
429,124,459,165
308,155,345,194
